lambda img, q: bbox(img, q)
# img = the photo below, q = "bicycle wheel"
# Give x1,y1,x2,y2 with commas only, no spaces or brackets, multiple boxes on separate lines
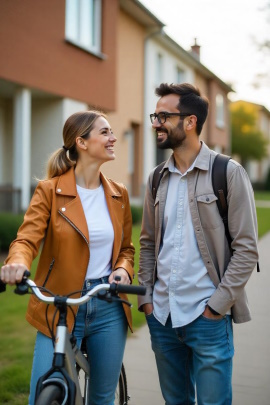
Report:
35,384,64,405
115,363,129,405
78,362,129,404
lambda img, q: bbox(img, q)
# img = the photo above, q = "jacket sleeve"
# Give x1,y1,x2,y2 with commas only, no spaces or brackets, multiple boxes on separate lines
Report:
207,162,259,315
138,172,156,310
114,186,135,282
4,181,52,269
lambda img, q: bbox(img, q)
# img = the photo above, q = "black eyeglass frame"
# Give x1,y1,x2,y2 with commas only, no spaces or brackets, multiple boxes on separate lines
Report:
149,112,192,124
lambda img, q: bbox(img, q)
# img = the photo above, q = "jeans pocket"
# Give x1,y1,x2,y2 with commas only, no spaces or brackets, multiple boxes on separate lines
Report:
201,314,224,322
145,311,154,318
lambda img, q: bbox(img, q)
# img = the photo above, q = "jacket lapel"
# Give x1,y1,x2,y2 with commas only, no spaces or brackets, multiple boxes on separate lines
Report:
101,173,124,268
56,168,89,244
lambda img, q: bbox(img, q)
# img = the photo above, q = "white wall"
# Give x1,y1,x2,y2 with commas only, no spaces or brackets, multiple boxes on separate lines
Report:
31,98,88,182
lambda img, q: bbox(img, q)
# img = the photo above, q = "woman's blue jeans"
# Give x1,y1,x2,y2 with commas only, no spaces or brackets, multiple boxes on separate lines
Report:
29,277,128,405
146,313,234,405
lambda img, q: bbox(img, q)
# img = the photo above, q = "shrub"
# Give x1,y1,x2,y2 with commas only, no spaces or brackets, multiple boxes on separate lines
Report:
265,168,270,191
0,212,24,252
130,205,143,224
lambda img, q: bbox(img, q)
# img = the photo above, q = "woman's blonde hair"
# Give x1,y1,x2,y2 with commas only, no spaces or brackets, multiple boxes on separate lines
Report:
46,110,106,179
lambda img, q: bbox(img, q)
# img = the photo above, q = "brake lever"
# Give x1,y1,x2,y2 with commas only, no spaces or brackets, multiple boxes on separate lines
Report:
97,290,132,307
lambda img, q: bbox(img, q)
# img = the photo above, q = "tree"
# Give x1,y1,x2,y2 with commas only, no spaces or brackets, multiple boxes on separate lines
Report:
230,102,268,168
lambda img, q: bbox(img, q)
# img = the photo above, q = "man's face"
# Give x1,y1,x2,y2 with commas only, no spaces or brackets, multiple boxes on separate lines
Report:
151,94,187,150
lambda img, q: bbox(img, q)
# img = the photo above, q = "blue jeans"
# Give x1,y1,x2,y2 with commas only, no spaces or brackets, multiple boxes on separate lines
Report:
146,313,234,405
29,277,128,405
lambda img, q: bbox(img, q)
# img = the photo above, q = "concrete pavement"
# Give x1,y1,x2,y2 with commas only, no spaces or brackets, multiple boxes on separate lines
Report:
124,231,270,404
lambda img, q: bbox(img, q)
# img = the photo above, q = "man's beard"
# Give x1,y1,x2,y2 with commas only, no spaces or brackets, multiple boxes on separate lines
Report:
156,122,186,150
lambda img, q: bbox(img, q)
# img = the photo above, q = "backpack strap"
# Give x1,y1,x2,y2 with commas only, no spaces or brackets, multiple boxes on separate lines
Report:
212,154,260,272
152,161,166,200
212,154,232,248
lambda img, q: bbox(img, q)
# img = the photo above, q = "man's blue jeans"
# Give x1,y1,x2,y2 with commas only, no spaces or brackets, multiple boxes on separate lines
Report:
29,277,127,405
146,313,234,405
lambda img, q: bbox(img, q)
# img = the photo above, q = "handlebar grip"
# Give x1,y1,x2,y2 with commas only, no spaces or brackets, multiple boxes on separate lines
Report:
14,270,31,295
112,284,146,296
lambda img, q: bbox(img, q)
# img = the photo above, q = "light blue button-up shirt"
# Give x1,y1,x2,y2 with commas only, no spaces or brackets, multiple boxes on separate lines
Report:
153,159,216,327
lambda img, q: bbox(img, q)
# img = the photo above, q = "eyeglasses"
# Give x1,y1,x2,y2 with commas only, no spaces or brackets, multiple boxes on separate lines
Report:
150,112,192,124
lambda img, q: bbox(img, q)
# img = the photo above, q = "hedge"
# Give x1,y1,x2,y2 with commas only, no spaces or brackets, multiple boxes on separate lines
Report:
0,212,24,252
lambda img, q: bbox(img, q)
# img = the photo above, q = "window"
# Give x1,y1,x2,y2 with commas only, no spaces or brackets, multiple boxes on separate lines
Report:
216,94,225,128
65,0,102,54
176,67,185,83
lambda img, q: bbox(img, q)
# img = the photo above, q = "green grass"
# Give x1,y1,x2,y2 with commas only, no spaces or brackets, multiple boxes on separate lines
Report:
128,224,146,332
256,207,270,238
0,258,38,404
1,203,270,403
254,191,270,201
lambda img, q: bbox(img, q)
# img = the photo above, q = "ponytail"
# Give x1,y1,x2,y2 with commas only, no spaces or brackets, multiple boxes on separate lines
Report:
45,110,106,179
46,147,75,179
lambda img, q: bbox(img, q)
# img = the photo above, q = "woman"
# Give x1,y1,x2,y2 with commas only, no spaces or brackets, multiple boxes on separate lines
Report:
1,110,135,404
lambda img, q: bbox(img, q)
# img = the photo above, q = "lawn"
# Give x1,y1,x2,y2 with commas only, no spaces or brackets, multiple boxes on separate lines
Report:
254,191,270,201
1,200,270,403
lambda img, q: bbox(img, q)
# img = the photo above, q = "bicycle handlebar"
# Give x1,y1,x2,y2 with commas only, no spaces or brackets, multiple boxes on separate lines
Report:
0,271,146,307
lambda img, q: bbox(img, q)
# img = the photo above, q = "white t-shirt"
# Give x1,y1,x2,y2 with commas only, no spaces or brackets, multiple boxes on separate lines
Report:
76,183,114,280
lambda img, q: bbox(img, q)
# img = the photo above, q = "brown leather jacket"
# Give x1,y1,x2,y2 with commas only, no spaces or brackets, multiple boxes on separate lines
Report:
5,168,135,335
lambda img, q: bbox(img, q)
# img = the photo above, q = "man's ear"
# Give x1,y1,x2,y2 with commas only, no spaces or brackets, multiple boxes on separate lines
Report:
186,115,197,130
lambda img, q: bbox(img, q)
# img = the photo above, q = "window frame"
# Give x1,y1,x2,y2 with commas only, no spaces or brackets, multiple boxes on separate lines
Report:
65,0,104,58
216,93,225,128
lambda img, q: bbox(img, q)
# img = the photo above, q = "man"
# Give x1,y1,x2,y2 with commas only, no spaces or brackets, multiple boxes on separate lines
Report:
138,83,258,405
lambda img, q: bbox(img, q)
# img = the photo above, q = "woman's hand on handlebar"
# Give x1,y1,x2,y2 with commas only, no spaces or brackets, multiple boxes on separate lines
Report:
0,263,29,285
109,268,131,285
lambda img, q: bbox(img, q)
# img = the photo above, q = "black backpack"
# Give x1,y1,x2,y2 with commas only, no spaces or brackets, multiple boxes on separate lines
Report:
151,154,260,272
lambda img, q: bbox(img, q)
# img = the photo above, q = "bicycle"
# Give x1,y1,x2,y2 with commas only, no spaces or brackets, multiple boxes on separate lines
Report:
0,272,146,405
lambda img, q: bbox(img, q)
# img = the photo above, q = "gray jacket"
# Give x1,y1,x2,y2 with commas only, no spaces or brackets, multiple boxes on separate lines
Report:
138,142,259,323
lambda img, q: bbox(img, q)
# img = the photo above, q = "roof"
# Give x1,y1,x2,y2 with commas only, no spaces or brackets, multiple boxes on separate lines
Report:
122,0,234,94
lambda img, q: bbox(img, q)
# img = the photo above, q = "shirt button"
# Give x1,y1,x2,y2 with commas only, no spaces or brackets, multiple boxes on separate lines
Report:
172,269,176,273
177,225,181,229
171,292,174,296
175,247,179,251
57,188,62,193
61,207,66,212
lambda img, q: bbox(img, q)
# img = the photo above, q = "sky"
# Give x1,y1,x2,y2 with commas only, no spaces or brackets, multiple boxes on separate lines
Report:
139,0,270,110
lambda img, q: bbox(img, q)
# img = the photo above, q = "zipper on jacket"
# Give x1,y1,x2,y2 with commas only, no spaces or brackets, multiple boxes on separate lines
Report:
43,258,55,287
58,210,89,246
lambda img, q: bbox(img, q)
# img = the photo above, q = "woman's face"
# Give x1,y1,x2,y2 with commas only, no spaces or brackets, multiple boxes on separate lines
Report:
81,116,117,163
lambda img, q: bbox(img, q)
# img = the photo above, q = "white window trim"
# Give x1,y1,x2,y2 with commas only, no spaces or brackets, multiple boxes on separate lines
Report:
65,0,103,57
216,93,225,128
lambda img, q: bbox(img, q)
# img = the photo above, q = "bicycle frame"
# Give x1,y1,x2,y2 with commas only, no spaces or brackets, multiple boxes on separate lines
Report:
33,282,121,404
0,275,145,404
35,324,90,404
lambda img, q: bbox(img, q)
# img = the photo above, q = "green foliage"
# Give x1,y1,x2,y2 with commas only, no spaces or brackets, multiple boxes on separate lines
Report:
230,103,268,167
130,205,143,224
265,167,270,190
0,212,24,252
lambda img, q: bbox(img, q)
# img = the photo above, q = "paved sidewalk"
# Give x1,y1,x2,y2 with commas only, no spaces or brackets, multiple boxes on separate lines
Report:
124,232,270,404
